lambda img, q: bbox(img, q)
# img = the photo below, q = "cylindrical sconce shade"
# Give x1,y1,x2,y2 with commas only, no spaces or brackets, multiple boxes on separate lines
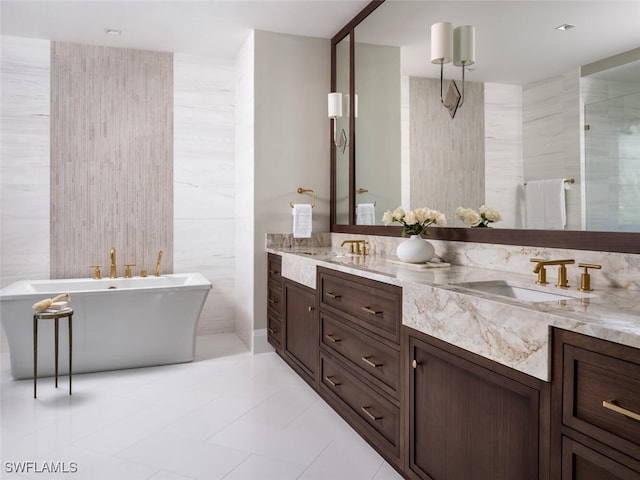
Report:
430,22,453,64
328,92,342,118
453,25,475,66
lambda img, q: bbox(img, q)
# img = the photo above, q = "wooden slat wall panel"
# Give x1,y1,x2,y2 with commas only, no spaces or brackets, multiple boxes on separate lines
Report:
51,42,173,279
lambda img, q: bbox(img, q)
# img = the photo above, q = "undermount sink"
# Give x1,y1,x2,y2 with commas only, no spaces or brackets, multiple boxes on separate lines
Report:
454,280,592,303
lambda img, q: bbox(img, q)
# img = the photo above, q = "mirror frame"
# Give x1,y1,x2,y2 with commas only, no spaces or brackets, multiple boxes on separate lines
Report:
330,0,640,254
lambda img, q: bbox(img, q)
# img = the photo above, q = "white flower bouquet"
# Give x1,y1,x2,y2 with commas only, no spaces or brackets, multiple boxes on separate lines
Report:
382,206,447,236
455,205,502,227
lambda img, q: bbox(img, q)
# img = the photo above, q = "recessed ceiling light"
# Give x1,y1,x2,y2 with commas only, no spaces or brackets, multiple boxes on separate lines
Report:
105,29,121,36
555,24,575,31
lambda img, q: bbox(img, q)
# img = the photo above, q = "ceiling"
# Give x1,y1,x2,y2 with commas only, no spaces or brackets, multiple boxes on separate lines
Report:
1,0,639,85
356,1,640,85
0,0,370,59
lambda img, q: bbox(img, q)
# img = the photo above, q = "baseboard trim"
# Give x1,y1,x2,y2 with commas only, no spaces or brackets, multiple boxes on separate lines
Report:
253,328,274,354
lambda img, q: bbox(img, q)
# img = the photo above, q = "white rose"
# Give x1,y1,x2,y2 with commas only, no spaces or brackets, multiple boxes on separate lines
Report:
392,207,405,221
382,210,394,226
455,207,467,218
462,210,481,227
404,210,418,225
435,212,447,226
414,207,428,223
480,205,501,222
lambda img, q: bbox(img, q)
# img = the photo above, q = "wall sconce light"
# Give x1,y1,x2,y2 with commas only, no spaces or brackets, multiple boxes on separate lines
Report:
431,22,475,118
328,92,348,153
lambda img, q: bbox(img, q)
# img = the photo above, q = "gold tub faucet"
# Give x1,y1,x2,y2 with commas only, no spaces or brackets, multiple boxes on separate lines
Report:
110,247,117,278
155,250,163,277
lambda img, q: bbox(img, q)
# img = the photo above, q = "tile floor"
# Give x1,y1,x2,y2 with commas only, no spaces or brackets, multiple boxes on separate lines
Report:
1,333,403,480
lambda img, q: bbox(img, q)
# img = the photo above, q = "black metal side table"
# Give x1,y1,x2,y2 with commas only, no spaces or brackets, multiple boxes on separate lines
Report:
33,307,73,398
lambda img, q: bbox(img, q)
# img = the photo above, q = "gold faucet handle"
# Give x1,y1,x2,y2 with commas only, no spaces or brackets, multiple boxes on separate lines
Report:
341,240,356,254
89,265,102,280
124,263,136,278
529,259,548,284
578,263,602,292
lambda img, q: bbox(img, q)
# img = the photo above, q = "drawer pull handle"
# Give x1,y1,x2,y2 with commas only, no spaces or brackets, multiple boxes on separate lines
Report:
268,298,278,305
268,270,279,275
325,375,341,387
361,406,382,421
361,306,383,316
361,356,382,368
308,306,314,313
326,292,342,299
325,333,342,343
602,400,640,422
267,327,275,334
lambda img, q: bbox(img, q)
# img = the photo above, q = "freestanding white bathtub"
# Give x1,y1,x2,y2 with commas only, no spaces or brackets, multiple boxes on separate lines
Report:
0,273,212,379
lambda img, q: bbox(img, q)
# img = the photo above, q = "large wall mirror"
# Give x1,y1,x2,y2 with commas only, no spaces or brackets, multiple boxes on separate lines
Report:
330,0,640,253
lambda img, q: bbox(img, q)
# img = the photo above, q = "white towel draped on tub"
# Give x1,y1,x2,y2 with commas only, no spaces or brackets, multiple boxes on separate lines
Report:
525,179,567,229
292,203,312,238
356,203,376,225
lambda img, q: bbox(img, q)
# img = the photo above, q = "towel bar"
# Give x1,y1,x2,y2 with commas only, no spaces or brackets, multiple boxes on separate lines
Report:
524,178,574,186
290,188,315,208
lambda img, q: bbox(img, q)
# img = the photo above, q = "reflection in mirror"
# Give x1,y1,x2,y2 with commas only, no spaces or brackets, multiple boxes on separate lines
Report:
334,34,350,225
582,58,640,232
334,1,640,233
354,22,401,225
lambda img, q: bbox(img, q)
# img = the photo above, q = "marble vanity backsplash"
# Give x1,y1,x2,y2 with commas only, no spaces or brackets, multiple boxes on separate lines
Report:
329,232,640,291
266,232,331,249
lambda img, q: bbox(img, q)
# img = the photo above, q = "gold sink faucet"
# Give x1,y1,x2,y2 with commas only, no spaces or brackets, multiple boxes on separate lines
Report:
110,247,117,278
530,258,575,288
340,239,368,256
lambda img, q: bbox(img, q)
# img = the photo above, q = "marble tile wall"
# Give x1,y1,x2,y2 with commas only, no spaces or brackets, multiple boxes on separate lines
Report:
50,42,174,279
484,83,524,229
0,36,51,287
174,52,236,336
408,77,485,224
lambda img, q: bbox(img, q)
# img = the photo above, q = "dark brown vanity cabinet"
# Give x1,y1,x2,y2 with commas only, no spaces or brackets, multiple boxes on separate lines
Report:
552,329,640,480
266,254,283,352
317,267,404,470
283,278,318,388
405,327,549,480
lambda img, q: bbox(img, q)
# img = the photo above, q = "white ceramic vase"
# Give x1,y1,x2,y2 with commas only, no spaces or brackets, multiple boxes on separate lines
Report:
396,235,435,263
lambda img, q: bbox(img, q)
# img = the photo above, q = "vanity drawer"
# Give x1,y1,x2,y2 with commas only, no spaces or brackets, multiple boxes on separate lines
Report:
320,352,400,457
267,313,282,351
321,313,400,398
267,282,282,316
318,268,401,343
562,342,640,460
267,254,282,283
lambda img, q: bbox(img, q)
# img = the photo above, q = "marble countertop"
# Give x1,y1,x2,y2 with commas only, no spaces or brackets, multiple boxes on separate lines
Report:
267,247,640,381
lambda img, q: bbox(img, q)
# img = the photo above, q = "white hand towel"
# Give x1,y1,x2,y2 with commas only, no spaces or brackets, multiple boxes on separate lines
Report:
292,204,312,238
525,179,566,229
356,203,376,225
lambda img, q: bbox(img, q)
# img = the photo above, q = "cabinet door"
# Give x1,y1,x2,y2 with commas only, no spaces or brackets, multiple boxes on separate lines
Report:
562,437,640,480
408,334,540,480
283,280,318,387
